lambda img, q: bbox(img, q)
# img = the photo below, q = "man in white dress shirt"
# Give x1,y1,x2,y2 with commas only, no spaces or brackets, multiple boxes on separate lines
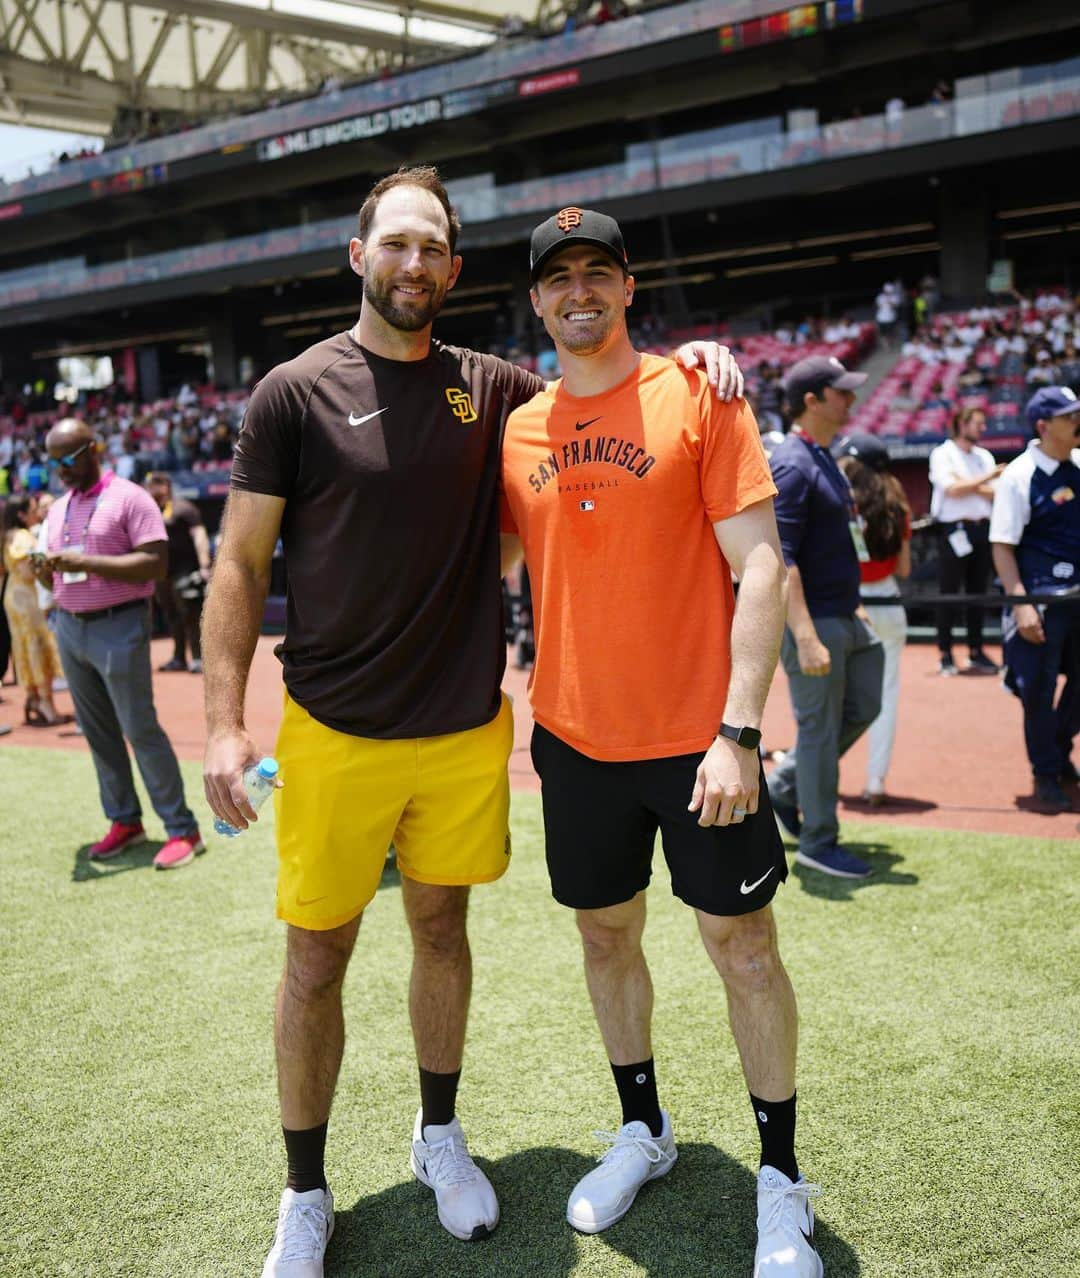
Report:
928,406,1004,676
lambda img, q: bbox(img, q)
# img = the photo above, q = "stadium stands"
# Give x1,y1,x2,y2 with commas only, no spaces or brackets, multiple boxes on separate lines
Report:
3,48,1077,321
847,293,1079,442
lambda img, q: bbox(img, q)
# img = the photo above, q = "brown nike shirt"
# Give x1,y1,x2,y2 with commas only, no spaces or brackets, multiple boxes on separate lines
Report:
231,331,543,737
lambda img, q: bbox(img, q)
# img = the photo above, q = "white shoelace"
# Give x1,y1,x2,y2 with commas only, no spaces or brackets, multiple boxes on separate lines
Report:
592,1128,669,1167
277,1201,328,1262
424,1134,482,1188
760,1177,822,1240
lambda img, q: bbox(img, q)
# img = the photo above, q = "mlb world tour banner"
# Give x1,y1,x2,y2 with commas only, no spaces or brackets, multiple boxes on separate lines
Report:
257,98,446,161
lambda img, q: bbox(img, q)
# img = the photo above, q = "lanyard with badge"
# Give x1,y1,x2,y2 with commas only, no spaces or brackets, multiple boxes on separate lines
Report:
59,477,109,584
791,427,870,562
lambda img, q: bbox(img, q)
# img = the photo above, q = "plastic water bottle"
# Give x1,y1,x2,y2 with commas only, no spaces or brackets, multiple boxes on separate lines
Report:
213,757,279,838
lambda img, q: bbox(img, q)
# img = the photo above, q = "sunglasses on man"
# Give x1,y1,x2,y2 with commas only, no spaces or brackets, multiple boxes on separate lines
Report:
47,441,93,469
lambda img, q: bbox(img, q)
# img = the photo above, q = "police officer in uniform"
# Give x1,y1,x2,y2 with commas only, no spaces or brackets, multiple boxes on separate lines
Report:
990,386,1080,812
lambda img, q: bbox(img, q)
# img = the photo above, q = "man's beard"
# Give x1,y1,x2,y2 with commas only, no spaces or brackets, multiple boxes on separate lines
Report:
364,273,445,332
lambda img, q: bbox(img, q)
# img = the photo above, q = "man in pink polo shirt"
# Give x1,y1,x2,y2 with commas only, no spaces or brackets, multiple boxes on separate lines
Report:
39,418,203,869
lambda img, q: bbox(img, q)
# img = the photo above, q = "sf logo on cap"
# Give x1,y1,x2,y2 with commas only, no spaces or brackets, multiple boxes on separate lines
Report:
556,207,584,233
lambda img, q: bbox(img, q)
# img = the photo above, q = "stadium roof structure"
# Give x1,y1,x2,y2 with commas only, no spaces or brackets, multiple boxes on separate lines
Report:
0,0,543,134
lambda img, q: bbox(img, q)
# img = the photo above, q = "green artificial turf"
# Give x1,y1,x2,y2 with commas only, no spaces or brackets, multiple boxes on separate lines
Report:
1,744,1077,1277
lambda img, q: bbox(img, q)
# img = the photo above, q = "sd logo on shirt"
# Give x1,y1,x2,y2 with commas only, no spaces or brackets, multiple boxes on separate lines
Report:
445,388,477,424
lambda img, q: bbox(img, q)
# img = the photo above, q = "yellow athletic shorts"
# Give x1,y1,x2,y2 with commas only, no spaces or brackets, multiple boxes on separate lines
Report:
274,692,514,931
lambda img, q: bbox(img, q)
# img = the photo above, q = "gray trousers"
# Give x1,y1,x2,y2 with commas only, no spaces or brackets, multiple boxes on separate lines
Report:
55,604,196,838
769,615,884,855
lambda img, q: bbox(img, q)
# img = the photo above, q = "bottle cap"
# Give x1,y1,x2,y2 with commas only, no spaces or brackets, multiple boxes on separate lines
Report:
256,757,279,779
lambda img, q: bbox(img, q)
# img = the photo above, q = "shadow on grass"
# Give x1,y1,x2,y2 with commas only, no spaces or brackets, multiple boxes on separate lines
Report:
840,792,939,815
793,846,918,901
71,841,165,881
328,1143,859,1277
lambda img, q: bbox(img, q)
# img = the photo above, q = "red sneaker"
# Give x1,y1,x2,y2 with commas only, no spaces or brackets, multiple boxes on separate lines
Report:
88,821,146,860
153,830,205,870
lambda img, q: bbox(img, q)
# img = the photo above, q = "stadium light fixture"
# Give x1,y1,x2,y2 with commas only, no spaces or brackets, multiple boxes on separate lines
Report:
267,0,495,46
849,241,941,261
725,255,838,279
632,272,716,290
1000,226,1065,241
796,223,934,248
33,329,207,358
997,200,1080,220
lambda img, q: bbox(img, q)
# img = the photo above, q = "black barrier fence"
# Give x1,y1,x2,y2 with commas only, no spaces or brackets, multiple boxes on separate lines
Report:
860,592,1079,607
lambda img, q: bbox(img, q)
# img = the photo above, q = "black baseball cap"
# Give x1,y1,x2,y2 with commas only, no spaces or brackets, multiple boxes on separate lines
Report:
834,432,891,472
783,355,868,408
529,207,628,283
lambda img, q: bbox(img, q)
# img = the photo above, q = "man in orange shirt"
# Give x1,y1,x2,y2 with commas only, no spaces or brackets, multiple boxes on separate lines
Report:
501,208,823,1278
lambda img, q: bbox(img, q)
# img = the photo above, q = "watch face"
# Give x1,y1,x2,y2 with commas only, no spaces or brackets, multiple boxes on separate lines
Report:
722,724,761,749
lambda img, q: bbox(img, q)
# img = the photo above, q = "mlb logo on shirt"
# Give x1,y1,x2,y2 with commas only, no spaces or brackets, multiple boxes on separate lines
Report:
580,500,595,512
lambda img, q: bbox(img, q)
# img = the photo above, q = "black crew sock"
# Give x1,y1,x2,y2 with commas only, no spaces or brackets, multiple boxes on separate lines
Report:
750,1092,798,1183
283,1120,328,1194
419,1067,461,1133
611,1059,663,1137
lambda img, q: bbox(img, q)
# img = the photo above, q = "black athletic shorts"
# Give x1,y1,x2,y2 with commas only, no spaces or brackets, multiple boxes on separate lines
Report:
530,724,787,916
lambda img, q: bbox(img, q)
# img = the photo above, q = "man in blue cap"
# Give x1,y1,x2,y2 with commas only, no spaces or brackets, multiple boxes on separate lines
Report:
990,386,1080,812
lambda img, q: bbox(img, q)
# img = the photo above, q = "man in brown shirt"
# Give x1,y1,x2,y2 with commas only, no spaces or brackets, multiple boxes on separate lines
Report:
201,166,743,1277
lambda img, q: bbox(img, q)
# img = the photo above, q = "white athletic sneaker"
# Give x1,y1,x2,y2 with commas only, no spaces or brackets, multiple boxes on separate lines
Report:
410,1109,499,1241
753,1165,823,1276
566,1111,677,1233
261,1186,334,1278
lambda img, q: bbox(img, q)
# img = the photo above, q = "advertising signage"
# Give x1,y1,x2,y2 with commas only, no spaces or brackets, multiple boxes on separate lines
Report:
257,99,443,160
255,80,518,162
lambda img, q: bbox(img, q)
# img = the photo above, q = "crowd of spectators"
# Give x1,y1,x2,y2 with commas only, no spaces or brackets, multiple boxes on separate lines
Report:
0,305,878,499
0,386,247,497
849,290,1080,439
2,287,1074,501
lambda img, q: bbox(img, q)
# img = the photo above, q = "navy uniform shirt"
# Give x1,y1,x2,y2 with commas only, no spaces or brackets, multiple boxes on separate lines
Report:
990,441,1080,593
770,431,861,618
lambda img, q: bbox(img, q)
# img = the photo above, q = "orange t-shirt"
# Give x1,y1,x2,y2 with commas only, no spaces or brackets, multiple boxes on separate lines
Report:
500,353,777,761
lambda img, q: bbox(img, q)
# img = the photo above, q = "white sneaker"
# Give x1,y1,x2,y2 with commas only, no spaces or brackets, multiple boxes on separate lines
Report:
753,1165,823,1276
566,1111,677,1234
261,1186,334,1278
410,1109,499,1241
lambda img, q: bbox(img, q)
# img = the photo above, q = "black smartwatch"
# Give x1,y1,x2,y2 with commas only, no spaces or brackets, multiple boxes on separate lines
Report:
718,723,762,750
